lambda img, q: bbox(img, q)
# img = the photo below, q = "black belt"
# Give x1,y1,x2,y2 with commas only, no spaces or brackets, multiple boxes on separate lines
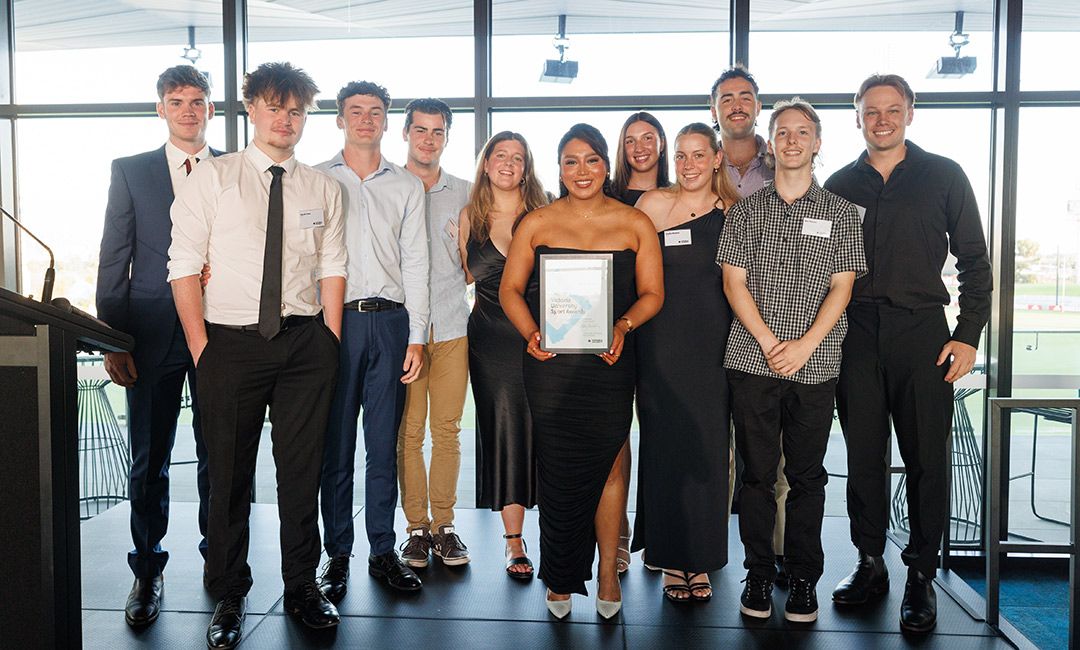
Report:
344,299,404,312
210,314,317,332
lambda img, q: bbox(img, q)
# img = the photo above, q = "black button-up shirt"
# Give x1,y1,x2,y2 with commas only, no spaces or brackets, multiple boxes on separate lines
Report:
823,140,991,347
718,180,867,384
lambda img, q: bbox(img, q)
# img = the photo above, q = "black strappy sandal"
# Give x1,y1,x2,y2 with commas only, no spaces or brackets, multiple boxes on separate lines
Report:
662,570,692,603
686,572,712,602
503,533,534,580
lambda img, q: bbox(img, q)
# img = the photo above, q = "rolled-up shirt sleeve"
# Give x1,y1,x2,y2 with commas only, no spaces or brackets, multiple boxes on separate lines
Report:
167,162,218,282
400,180,430,345
315,175,347,281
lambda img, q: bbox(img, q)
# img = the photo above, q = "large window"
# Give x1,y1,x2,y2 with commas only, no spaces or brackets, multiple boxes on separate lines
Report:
750,2,994,94
13,0,224,103
492,1,729,97
16,116,226,312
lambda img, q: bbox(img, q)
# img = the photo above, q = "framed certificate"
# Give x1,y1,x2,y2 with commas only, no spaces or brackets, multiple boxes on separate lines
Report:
539,253,614,354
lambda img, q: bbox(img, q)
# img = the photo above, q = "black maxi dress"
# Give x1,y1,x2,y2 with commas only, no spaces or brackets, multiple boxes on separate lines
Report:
631,208,730,572
524,245,638,596
469,237,537,510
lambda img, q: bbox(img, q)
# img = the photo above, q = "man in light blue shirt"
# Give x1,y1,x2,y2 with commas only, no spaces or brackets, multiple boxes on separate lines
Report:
395,99,473,570
316,81,429,598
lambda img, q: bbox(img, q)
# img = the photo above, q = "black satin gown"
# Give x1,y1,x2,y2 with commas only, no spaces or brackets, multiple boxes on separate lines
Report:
524,245,638,596
468,237,537,510
631,208,730,572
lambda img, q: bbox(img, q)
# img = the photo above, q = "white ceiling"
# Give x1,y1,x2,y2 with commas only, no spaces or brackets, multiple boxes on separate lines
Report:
12,0,1078,51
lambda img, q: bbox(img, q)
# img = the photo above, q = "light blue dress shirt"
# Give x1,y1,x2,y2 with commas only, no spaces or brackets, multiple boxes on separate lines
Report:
423,170,471,343
317,152,430,345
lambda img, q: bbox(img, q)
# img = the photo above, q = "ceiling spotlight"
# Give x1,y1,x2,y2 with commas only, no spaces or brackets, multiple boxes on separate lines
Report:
182,26,202,65
540,14,578,84
928,11,977,79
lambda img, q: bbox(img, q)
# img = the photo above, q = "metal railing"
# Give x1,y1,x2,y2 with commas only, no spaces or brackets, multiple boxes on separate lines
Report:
986,397,1080,649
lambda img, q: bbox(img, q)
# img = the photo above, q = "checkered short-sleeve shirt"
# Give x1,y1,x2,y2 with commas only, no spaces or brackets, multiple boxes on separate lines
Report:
716,180,866,384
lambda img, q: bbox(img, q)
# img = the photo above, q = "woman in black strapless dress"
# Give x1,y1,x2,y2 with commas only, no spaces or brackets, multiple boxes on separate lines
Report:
609,111,671,573
632,123,743,603
458,132,549,579
500,124,664,620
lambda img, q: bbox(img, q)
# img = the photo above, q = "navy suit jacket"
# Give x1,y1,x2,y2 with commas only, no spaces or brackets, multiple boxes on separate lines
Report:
96,145,223,371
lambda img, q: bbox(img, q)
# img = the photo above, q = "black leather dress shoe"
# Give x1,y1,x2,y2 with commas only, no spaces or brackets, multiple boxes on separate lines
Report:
900,569,937,633
317,555,350,603
206,594,246,650
285,581,341,629
125,575,163,626
368,551,422,591
832,551,889,605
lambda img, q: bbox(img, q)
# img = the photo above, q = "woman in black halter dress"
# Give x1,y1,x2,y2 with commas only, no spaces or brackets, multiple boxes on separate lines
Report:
631,123,743,602
459,132,549,578
500,124,664,619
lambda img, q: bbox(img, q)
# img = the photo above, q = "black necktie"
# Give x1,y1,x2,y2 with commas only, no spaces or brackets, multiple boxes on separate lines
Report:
258,166,286,340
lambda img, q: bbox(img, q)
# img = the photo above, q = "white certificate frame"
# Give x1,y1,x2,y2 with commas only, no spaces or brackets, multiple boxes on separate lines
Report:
539,253,614,354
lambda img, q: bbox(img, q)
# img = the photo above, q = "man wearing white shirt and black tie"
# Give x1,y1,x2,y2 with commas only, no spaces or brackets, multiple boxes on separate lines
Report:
316,81,430,599
168,62,346,650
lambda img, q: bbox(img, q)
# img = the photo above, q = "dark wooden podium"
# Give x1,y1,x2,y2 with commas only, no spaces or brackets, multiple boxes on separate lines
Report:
0,287,133,650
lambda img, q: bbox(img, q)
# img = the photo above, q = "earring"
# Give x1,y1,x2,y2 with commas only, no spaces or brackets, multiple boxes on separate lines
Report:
520,178,525,186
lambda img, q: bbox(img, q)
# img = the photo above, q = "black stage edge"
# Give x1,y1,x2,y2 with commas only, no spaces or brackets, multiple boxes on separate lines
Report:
82,504,1017,649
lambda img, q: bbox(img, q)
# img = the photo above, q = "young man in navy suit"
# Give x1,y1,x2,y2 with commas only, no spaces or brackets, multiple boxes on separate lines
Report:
96,65,221,627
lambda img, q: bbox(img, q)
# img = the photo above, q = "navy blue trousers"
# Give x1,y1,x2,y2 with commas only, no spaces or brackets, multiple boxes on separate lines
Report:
127,323,209,578
322,308,409,557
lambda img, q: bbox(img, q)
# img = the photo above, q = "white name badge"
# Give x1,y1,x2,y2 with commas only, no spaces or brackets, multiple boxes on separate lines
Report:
802,218,832,239
853,204,867,223
444,218,459,240
299,208,325,229
664,229,692,246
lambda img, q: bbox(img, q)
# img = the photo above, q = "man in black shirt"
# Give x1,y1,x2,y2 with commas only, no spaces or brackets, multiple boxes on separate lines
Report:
823,74,991,634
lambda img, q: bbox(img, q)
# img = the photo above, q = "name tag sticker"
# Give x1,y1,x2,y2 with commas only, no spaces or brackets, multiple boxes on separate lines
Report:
853,204,867,223
444,218,459,240
299,208,325,229
802,218,832,238
664,229,692,247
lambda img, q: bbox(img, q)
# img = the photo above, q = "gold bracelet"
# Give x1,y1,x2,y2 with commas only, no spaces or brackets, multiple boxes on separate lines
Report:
617,316,634,333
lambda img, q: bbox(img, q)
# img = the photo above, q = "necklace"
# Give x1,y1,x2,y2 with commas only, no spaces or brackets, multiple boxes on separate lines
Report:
566,195,607,220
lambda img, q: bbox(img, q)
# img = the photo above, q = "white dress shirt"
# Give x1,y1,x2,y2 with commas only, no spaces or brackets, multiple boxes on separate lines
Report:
167,141,347,325
165,140,212,197
316,152,430,345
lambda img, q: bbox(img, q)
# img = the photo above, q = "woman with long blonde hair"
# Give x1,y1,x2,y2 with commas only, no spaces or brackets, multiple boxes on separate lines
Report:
459,131,548,579
632,122,740,604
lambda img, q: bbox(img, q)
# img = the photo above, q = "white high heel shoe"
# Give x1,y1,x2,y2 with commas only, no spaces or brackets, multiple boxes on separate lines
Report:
546,590,572,619
596,593,622,619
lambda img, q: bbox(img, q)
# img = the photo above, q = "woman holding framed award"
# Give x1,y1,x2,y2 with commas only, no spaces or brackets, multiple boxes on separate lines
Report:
500,123,663,620
459,132,549,580
632,123,742,604
612,111,670,208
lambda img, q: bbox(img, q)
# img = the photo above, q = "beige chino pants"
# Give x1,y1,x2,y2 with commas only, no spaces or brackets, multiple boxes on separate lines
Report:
396,334,469,533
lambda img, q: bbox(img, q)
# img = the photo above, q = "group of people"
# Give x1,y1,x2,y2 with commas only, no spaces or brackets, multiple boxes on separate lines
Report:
95,60,990,650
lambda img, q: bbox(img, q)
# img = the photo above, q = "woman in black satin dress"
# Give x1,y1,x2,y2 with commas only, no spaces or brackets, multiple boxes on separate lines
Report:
459,132,549,579
610,111,671,573
499,124,664,619
633,123,742,603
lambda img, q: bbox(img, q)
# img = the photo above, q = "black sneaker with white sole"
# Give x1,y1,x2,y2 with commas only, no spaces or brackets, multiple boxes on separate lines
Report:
785,577,819,623
740,572,773,618
432,525,470,565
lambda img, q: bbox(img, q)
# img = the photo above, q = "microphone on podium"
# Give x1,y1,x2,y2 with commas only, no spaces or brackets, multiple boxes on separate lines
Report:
0,204,56,303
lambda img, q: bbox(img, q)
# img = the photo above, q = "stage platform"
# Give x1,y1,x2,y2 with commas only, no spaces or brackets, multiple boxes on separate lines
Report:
81,503,1015,649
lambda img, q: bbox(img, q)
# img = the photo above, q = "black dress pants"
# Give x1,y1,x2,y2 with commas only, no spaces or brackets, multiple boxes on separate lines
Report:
728,370,835,583
836,303,953,577
197,318,340,599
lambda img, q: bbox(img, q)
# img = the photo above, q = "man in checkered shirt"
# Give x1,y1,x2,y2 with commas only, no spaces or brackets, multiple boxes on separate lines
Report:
717,97,866,624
